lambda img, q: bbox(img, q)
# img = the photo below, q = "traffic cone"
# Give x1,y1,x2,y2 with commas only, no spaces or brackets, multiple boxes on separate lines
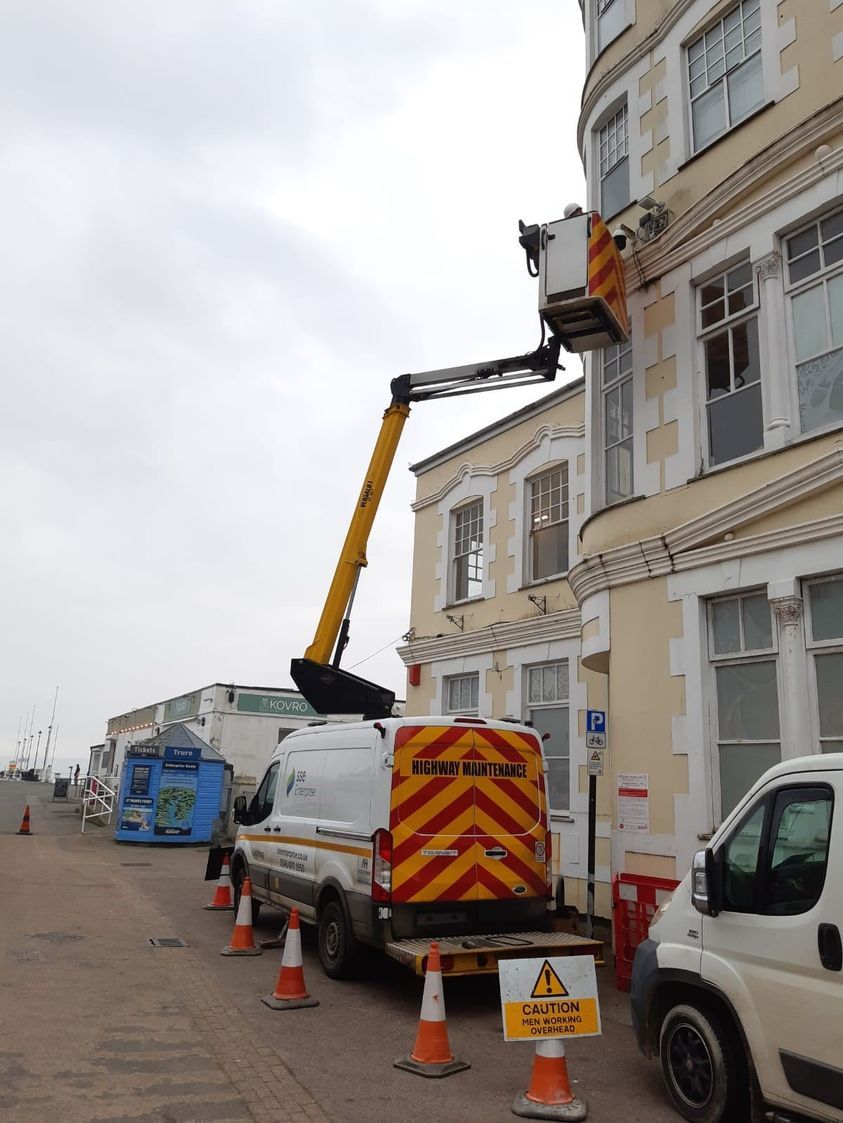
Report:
204,854,235,911
512,1040,587,1121
260,908,319,1010
17,805,32,835
220,877,262,956
394,940,469,1078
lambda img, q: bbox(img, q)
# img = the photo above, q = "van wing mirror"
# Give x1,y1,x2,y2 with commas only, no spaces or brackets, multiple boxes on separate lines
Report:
691,847,722,917
232,795,247,825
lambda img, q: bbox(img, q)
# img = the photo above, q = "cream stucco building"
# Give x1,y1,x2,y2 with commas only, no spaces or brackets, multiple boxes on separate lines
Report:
399,0,843,917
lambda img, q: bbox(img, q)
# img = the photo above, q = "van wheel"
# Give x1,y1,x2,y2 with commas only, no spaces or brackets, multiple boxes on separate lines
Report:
658,1003,745,1123
318,899,358,979
232,866,261,926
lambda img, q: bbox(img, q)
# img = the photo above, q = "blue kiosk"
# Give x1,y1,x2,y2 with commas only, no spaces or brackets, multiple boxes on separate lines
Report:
115,724,226,844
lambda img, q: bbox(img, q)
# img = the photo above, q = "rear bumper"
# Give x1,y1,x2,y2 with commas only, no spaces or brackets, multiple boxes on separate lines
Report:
390,897,548,940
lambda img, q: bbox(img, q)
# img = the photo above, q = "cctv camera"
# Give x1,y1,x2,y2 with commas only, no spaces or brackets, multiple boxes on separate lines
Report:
612,227,628,251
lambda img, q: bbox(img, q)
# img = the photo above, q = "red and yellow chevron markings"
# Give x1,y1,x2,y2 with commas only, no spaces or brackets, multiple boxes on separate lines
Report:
389,725,548,904
587,212,629,339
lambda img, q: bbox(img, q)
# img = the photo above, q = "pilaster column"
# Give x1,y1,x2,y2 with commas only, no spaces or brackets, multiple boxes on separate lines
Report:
770,593,810,759
756,252,791,442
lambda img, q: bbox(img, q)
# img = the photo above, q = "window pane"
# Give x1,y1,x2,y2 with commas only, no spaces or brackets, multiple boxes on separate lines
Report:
788,227,818,262
788,250,822,285
765,793,831,914
816,653,843,737
708,381,763,465
693,83,726,150
797,348,843,433
532,523,568,580
732,319,760,387
606,440,634,503
528,705,569,810
605,385,621,444
556,663,569,700
726,50,763,125
822,210,843,245
742,594,772,650
542,665,558,703
716,660,780,740
809,579,843,641
712,599,741,654
723,800,765,909
601,156,629,218
705,332,732,397
528,667,542,704
829,274,843,349
792,285,828,361
719,743,781,817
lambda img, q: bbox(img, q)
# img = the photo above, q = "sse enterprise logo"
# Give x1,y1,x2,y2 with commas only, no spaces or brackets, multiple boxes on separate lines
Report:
286,769,295,796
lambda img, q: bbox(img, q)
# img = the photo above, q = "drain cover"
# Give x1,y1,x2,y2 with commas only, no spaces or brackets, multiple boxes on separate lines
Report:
121,862,152,867
11,950,43,961
27,931,83,943
148,938,188,948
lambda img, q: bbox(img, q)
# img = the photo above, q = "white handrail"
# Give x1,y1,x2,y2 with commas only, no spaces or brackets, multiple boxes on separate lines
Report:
81,774,117,833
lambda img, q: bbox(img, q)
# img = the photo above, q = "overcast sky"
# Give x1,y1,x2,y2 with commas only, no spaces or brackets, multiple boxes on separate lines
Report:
1,1,586,774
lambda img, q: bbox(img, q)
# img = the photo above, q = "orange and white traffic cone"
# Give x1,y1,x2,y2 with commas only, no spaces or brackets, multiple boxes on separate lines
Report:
394,940,469,1078
260,907,318,1010
204,854,234,911
220,877,262,956
17,805,32,835
512,1039,587,1120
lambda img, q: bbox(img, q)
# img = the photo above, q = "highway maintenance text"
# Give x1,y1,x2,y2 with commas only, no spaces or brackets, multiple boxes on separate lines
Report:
410,759,527,778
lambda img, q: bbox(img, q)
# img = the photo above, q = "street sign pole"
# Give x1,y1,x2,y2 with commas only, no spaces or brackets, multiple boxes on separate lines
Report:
584,710,607,940
586,772,596,939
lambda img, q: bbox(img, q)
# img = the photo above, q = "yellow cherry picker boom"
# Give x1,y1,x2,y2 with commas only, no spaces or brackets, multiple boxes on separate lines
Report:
290,210,629,718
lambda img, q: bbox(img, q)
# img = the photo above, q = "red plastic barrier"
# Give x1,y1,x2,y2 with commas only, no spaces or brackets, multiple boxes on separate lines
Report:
611,872,679,991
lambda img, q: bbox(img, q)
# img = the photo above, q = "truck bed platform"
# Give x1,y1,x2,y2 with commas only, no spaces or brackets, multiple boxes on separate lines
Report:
384,929,603,976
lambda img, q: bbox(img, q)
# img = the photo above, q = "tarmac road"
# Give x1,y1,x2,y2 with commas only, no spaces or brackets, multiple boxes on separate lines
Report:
0,780,679,1123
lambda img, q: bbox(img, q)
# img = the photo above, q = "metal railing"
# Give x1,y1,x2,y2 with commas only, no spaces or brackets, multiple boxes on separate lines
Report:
80,775,117,833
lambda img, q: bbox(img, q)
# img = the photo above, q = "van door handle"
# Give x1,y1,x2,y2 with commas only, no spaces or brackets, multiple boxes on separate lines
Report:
273,827,282,832
263,827,272,833
818,923,842,971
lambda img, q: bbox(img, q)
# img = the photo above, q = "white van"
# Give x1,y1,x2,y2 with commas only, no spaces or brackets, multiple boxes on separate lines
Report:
631,753,843,1123
230,716,565,978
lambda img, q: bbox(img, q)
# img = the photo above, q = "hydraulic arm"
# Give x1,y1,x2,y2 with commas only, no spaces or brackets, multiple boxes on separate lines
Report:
290,337,563,718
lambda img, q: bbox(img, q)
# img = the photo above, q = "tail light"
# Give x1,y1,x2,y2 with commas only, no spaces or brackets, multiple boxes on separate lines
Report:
372,828,393,903
545,830,553,899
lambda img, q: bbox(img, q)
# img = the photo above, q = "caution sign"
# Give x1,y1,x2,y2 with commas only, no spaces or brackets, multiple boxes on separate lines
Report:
499,955,601,1042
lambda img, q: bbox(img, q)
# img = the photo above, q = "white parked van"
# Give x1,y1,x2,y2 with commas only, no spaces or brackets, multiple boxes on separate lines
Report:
631,753,843,1123
230,716,568,979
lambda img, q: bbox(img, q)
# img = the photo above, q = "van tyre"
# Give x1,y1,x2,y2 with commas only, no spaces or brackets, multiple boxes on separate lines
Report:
658,1003,746,1123
318,898,358,979
232,866,261,926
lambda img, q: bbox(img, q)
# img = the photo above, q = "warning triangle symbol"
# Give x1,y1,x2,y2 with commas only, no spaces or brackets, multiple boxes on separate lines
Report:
590,749,601,762
530,959,569,998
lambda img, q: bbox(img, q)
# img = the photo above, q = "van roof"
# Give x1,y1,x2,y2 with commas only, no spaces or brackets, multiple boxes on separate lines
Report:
283,715,541,739
748,752,843,790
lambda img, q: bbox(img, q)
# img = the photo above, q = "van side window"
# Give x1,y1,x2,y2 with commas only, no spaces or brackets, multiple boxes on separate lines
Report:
763,787,833,916
251,761,280,822
723,800,766,911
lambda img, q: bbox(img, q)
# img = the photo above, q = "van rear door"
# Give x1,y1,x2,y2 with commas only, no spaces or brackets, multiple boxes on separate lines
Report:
389,723,548,918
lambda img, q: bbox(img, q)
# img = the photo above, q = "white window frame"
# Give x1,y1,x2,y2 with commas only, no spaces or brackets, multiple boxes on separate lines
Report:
598,102,629,219
596,0,629,54
602,337,634,503
707,590,781,821
804,575,843,755
686,0,764,154
445,673,479,716
784,207,843,437
697,260,763,467
527,464,569,583
525,661,570,814
450,499,484,605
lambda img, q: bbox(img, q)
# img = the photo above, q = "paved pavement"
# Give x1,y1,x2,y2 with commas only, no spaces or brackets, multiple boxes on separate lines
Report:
0,780,678,1123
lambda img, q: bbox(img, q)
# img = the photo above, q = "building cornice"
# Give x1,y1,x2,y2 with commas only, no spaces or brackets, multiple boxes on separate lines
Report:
570,448,843,602
396,608,582,667
412,423,585,511
631,100,843,287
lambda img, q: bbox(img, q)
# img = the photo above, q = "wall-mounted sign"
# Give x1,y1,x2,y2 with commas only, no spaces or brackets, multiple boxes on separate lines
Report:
130,765,152,795
163,745,201,762
126,745,160,759
163,694,199,723
618,772,649,832
236,693,319,719
155,758,199,836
